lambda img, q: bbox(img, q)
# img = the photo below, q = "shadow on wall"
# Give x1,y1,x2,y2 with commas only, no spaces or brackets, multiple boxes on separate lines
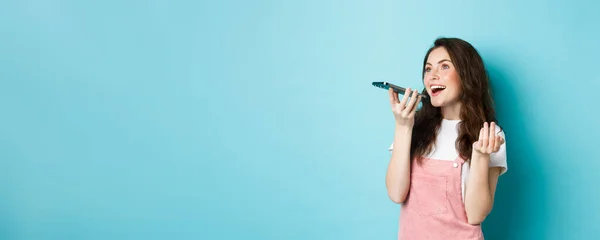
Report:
481,55,550,240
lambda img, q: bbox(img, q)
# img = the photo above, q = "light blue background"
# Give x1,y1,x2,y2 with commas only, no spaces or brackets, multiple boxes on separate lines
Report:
1,0,599,239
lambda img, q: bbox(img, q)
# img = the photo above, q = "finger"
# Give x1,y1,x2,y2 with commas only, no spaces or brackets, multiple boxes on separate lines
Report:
489,122,496,152
399,87,411,109
482,122,489,149
473,140,481,151
389,88,395,106
494,136,503,152
478,125,484,141
391,104,396,114
390,88,399,104
475,126,484,151
409,94,422,116
404,89,419,114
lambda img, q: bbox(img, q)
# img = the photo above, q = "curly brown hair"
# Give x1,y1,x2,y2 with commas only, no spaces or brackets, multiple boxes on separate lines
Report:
410,37,499,163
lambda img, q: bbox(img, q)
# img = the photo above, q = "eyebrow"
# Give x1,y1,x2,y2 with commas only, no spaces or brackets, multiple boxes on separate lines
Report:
425,59,452,65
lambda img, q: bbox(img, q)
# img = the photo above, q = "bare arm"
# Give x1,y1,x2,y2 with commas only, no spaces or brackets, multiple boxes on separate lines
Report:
385,88,421,204
464,122,505,224
386,126,413,203
464,158,502,224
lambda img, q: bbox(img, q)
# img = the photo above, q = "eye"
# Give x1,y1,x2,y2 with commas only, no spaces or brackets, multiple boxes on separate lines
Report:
424,67,431,72
442,64,450,69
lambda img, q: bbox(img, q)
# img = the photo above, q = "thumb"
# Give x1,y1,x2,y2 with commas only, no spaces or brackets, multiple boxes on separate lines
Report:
472,140,480,149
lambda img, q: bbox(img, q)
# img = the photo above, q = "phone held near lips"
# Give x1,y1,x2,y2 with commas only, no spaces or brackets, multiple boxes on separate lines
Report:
372,81,428,100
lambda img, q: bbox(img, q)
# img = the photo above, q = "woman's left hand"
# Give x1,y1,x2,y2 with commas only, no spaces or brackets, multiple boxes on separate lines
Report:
472,122,505,157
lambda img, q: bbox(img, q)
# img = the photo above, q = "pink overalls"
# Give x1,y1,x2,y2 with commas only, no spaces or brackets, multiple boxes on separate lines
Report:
398,156,484,240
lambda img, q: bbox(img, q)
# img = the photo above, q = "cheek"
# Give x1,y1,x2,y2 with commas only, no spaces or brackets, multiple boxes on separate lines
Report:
447,71,460,85
447,72,462,96
423,76,430,85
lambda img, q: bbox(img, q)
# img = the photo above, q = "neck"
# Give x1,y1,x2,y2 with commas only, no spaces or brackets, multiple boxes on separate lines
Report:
441,102,462,120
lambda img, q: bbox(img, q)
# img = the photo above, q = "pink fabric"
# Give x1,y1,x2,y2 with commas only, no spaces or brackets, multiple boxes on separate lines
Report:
398,157,484,240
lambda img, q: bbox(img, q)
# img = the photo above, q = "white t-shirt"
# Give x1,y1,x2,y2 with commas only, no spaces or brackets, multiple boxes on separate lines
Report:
388,119,508,201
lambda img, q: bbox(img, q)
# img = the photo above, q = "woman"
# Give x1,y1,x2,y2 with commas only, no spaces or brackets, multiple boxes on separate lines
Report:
386,37,507,239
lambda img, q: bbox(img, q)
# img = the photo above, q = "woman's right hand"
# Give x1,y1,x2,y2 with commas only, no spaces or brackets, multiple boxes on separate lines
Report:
389,88,422,128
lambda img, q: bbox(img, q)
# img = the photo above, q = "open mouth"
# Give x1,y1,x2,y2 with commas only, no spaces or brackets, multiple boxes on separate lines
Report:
431,85,446,96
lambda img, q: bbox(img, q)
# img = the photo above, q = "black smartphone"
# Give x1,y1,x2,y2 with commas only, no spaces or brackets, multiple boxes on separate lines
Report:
372,81,428,99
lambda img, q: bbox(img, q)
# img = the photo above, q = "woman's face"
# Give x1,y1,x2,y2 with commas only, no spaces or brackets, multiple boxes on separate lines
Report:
423,47,462,108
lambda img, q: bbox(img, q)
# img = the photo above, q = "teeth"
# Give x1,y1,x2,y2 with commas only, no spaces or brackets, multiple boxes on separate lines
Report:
431,85,446,90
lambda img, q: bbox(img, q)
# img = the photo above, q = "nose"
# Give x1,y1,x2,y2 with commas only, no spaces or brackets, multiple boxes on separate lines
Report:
429,69,440,81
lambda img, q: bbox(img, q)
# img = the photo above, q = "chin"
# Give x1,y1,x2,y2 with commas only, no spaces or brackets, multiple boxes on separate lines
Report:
430,100,443,107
